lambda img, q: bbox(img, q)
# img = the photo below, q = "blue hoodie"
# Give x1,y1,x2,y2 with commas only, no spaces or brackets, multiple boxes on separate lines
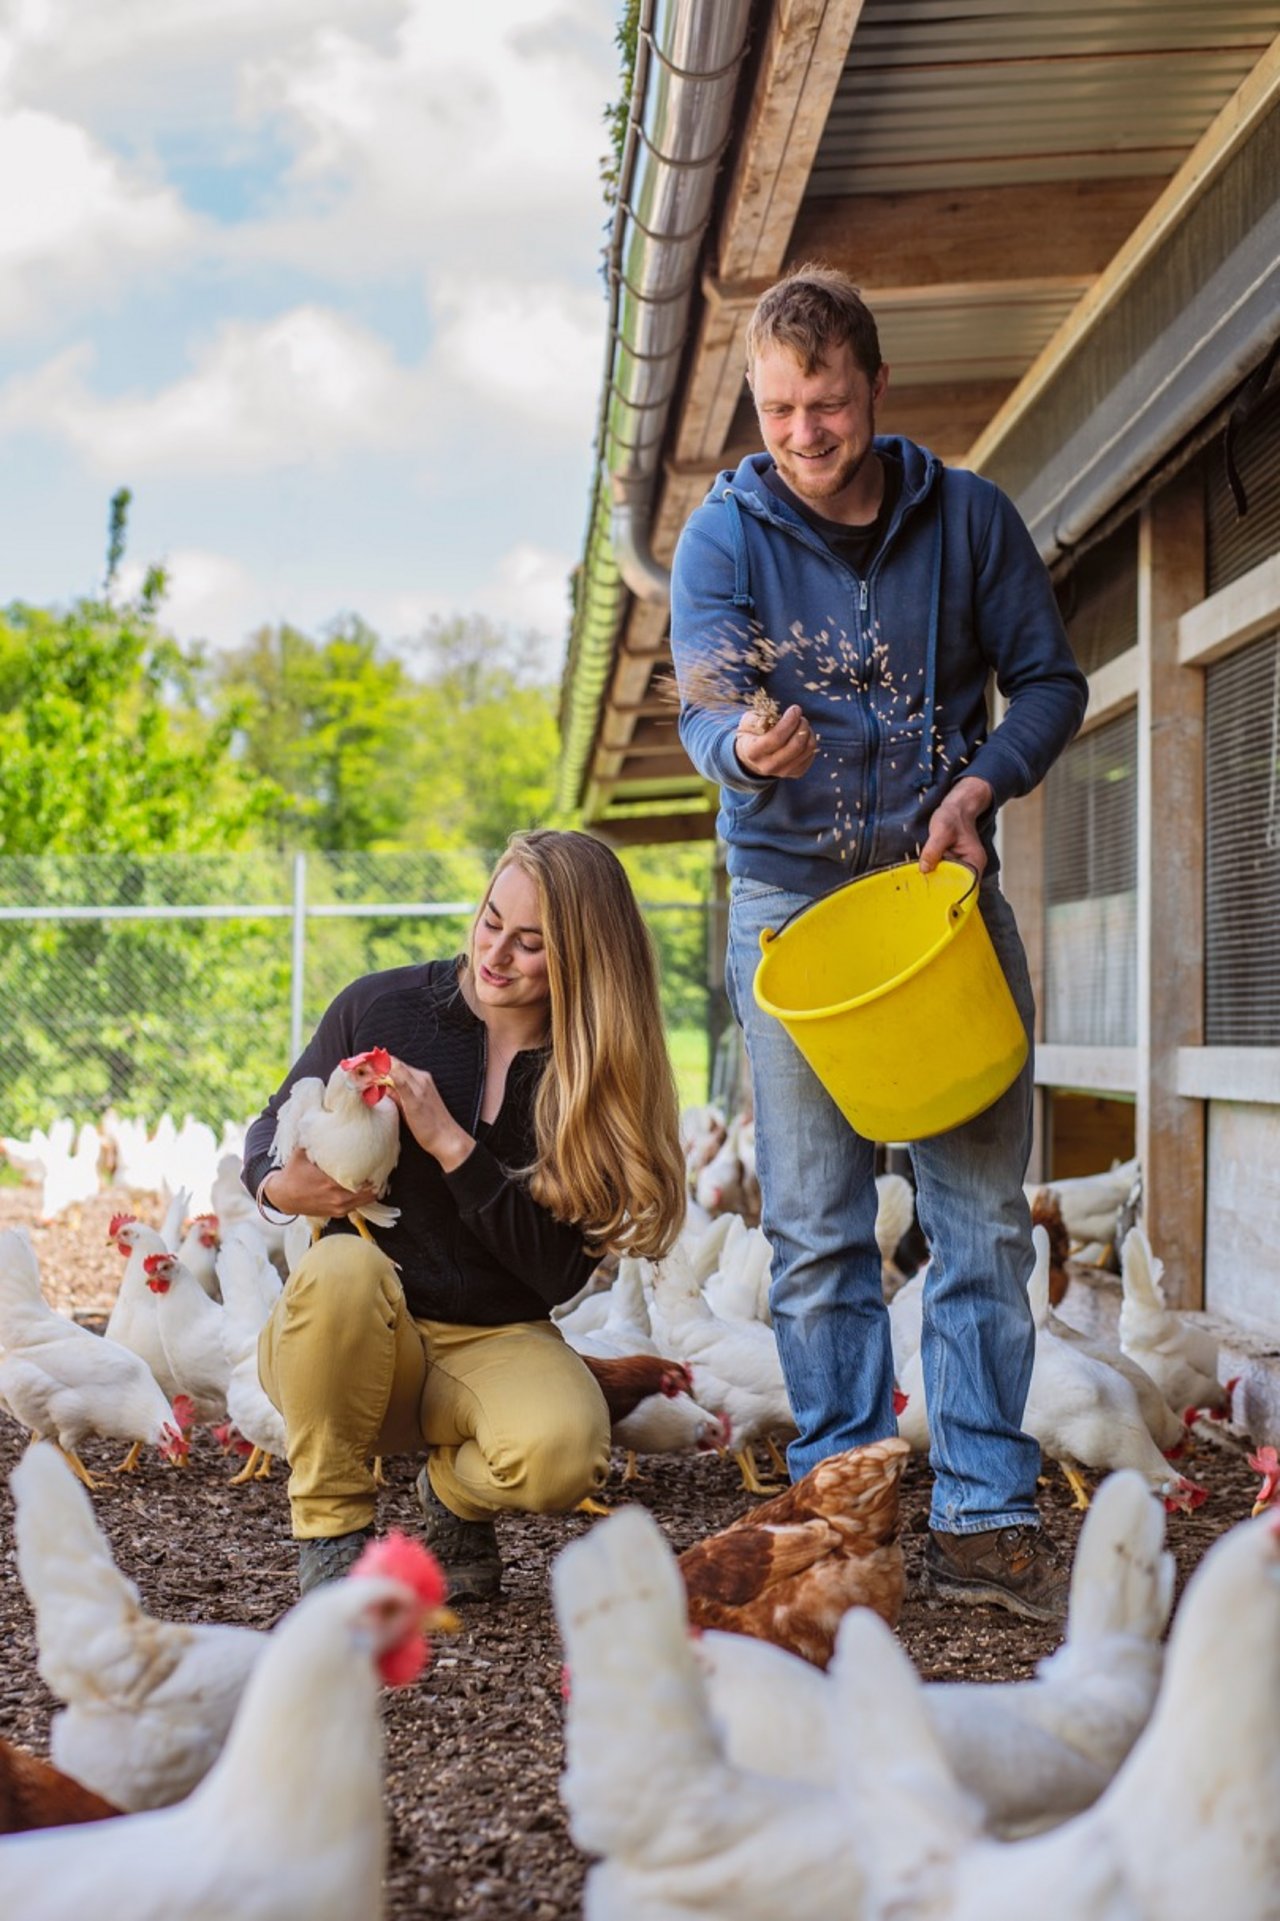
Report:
670,439,1088,897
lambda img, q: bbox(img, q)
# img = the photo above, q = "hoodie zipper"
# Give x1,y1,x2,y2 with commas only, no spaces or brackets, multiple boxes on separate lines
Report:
857,575,878,870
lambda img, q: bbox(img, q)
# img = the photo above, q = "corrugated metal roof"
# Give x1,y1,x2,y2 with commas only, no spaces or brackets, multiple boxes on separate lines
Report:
876,290,1083,382
810,0,1277,194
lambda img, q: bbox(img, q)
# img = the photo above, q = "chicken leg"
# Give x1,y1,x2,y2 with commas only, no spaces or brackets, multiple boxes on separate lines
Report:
733,1445,784,1498
114,1441,143,1474
1058,1460,1092,1509
55,1446,102,1491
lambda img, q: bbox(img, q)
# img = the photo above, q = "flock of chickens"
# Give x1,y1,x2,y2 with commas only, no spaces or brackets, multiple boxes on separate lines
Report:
0,1090,1275,1918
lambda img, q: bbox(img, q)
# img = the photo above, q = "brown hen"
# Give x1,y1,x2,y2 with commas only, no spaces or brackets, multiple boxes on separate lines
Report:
1030,1190,1072,1306
577,1352,694,1425
0,1738,122,1833
677,1433,910,1667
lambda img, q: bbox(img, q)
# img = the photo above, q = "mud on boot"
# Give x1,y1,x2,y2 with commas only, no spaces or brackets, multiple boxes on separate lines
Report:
415,1466,502,1602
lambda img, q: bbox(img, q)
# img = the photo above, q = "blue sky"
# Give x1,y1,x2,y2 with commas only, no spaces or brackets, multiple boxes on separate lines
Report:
0,0,621,677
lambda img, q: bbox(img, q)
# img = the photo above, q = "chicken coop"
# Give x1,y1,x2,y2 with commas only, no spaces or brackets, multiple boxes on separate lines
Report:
556,7,1280,1386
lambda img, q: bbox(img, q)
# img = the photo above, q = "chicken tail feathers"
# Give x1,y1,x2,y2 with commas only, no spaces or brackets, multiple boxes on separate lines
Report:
353,1201,399,1230
11,1444,145,1702
830,1608,984,1900
1060,1467,1174,1652
0,1227,45,1317
1121,1226,1167,1312
554,1506,719,1859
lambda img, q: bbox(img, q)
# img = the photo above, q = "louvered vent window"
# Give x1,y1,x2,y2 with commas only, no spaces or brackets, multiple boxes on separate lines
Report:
1043,711,1138,1046
1207,377,1280,594
1054,519,1138,676
1205,630,1280,1045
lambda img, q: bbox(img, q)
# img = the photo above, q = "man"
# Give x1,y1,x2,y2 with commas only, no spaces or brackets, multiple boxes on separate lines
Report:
669,264,1088,1622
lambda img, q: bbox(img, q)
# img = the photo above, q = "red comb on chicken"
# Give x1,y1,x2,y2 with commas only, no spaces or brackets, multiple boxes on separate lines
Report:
107,1213,137,1248
142,1253,176,1293
348,1531,455,1686
1249,1445,1280,1516
338,1047,395,1106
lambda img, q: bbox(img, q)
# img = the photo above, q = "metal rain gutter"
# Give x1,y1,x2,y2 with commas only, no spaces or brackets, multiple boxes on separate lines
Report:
557,0,752,813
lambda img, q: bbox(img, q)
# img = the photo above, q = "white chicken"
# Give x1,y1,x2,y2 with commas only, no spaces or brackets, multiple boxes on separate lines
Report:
555,1504,860,1921
143,1251,231,1428
175,1212,222,1300
38,1120,102,1221
210,1151,287,1267
11,1443,265,1809
0,1232,189,1486
611,1387,730,1478
648,1243,795,1495
694,1468,1173,1837
562,1258,657,1361
217,1223,286,1483
1118,1224,1232,1417
1024,1156,1138,1251
1022,1228,1205,1513
105,1212,181,1404
1047,1306,1186,1454
271,1048,401,1240
833,1506,1280,1921
703,1221,773,1326
0,1527,456,1919
895,1231,1207,1515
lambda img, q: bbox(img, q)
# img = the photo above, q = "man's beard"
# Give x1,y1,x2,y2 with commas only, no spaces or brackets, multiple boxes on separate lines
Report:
780,437,874,505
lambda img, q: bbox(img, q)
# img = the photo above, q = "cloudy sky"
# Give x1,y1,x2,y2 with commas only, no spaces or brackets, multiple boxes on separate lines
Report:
0,0,621,675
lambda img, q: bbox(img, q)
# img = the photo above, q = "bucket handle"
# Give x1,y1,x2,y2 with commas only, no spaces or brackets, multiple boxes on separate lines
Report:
758,856,981,949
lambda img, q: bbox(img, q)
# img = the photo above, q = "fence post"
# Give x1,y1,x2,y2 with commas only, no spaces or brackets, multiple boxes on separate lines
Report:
290,852,307,1060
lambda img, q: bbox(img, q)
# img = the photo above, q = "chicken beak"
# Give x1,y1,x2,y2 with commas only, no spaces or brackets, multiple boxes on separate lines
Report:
424,1603,461,1636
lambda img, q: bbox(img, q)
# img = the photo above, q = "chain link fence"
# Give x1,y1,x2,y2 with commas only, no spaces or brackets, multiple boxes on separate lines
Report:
0,853,713,1136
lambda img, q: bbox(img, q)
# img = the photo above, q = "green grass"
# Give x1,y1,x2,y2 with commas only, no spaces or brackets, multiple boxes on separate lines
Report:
666,1023,709,1112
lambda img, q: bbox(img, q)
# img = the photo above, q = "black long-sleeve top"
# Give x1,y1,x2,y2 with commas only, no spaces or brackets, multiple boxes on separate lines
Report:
241,958,599,1324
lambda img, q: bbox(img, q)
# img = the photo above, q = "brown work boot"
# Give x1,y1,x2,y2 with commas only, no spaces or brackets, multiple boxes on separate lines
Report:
415,1466,502,1602
296,1526,375,1598
923,1522,1069,1624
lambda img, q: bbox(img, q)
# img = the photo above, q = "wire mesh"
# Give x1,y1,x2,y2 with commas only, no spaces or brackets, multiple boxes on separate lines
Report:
1205,629,1280,1045
0,852,714,1136
1043,710,1139,1046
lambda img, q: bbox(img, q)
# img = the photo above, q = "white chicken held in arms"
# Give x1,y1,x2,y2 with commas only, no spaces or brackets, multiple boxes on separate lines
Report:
0,1530,457,1921
271,1047,401,1241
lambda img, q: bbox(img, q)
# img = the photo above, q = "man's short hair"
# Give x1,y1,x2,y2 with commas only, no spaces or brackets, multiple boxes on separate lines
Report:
745,263,882,381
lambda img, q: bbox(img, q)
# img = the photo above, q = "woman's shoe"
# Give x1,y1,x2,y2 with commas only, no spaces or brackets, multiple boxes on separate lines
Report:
415,1467,502,1601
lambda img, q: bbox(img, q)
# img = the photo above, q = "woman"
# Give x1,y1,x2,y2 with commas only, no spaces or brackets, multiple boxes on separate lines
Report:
243,829,687,1600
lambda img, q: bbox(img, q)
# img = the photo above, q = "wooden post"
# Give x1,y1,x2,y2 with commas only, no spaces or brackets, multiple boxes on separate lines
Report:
1136,469,1206,1308
997,785,1047,1180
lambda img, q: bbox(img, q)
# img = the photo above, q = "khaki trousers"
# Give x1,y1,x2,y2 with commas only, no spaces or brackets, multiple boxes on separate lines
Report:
257,1234,611,1538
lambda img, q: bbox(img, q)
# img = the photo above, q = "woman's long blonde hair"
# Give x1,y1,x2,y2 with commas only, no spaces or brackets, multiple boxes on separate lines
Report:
467,829,686,1259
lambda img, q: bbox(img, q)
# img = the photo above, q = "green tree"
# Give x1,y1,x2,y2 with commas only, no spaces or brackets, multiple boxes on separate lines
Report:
403,615,564,862
213,619,418,850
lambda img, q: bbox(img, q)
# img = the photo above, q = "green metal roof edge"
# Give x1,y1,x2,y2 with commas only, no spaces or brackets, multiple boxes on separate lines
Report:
555,472,628,815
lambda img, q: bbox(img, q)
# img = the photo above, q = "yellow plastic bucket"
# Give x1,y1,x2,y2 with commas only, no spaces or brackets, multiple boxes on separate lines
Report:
752,859,1028,1142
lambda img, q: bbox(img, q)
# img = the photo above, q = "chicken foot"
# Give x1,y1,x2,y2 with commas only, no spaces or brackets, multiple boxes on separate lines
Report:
54,1445,102,1491
229,1446,264,1486
1058,1459,1092,1509
113,1441,144,1474
733,1446,785,1498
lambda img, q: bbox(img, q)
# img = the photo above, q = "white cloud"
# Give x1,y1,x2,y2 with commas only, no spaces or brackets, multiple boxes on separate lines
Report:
0,106,190,332
382,540,574,668
0,308,433,474
116,547,269,651
233,0,616,279
432,277,604,429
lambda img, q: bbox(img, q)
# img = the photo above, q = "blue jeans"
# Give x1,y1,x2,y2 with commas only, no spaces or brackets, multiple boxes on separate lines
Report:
725,873,1041,1533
